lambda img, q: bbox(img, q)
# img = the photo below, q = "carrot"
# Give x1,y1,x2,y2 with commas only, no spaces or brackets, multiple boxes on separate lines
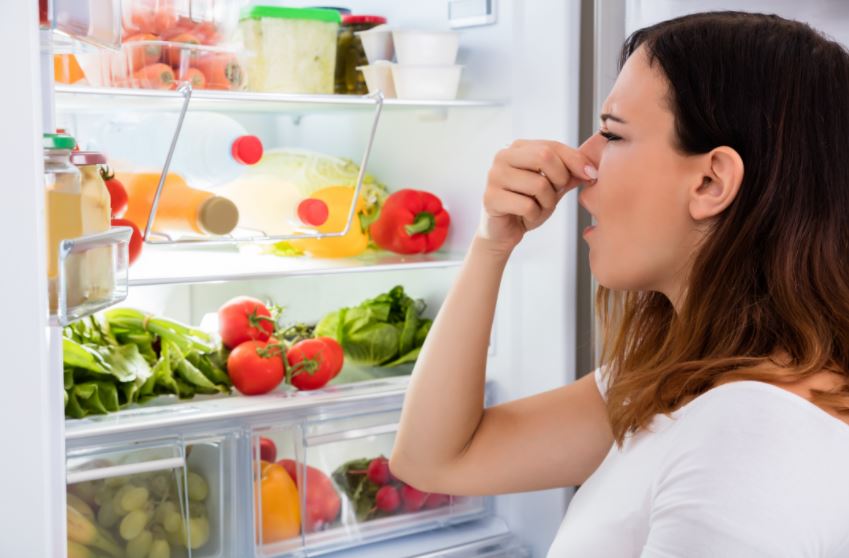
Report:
180,67,207,89
123,33,162,72
194,54,244,90
163,33,201,69
53,54,85,84
132,63,175,89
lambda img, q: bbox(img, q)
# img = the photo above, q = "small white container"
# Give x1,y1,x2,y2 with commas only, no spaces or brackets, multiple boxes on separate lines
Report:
357,61,397,98
392,30,459,65
391,64,463,100
357,25,395,63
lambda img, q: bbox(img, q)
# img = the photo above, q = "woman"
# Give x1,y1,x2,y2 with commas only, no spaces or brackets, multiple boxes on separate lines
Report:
390,11,849,557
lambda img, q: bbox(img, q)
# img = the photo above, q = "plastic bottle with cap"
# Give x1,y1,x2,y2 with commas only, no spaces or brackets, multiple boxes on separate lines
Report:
118,171,240,236
95,112,264,188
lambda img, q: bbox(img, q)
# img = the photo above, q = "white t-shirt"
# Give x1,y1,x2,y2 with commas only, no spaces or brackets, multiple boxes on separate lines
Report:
547,367,849,557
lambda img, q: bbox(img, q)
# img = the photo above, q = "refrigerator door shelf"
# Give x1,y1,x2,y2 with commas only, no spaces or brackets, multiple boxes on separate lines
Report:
52,226,132,326
253,410,489,557
65,435,230,556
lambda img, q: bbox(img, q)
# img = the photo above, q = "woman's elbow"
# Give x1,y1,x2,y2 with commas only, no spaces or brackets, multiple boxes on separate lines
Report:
389,451,444,494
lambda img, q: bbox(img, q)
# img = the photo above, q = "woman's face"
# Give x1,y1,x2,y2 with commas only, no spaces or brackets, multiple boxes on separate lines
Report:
578,47,709,302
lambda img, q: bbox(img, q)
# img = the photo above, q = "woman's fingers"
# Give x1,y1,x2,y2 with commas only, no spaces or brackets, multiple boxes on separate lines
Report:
495,166,559,211
506,140,598,192
484,187,543,228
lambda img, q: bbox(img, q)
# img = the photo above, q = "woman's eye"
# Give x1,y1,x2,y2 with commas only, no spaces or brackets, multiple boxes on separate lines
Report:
599,130,622,142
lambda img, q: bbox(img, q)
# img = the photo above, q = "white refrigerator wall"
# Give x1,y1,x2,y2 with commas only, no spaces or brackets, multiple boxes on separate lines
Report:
119,1,584,555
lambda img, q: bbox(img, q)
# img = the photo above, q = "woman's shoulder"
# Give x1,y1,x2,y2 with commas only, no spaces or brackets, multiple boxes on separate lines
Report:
644,381,849,556
674,380,849,443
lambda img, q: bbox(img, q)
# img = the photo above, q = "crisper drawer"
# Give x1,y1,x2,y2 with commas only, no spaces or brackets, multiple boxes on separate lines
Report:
66,435,232,558
252,410,488,557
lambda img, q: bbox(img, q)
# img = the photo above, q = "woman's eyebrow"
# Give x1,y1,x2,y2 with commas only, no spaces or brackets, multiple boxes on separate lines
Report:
600,113,627,124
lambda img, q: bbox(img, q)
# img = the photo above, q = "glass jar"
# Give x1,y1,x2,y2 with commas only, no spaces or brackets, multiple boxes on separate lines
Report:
335,15,387,94
70,151,115,308
43,133,82,311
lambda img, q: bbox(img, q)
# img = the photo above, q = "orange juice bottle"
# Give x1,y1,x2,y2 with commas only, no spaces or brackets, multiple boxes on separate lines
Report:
119,172,239,236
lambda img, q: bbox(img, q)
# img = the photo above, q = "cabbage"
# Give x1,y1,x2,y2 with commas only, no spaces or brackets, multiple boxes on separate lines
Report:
314,286,432,367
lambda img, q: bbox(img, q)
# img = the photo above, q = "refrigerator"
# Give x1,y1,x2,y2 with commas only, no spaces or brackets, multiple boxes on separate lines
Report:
4,1,849,557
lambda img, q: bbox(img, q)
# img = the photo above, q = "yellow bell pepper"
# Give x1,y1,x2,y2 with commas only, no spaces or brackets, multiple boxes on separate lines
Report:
289,186,369,258
255,461,301,544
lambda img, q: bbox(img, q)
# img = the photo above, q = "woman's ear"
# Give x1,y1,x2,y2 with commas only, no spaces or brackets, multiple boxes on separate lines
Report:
689,146,744,221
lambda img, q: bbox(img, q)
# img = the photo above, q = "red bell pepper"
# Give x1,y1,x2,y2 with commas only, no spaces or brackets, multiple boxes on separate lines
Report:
369,189,451,254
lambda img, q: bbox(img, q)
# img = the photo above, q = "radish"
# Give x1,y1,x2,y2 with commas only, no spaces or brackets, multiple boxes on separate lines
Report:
375,486,400,512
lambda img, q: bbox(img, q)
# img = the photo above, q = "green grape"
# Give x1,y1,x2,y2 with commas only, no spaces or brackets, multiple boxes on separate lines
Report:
120,509,150,541
179,516,210,550
148,538,171,558
120,486,150,513
163,512,182,534
149,475,170,499
104,474,130,488
96,499,120,529
188,500,207,519
186,472,208,502
112,485,135,516
94,484,115,507
126,529,153,558
154,501,177,525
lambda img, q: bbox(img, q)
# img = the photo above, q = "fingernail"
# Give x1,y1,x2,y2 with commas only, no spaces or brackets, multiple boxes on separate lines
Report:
584,165,599,180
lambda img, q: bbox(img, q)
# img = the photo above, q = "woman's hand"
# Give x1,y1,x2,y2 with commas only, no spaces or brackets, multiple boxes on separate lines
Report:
478,139,598,253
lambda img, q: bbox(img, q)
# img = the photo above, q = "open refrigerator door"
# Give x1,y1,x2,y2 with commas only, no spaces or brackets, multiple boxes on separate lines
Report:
5,0,585,556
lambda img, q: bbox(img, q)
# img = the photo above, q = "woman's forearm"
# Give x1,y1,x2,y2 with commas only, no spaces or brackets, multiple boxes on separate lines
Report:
390,235,511,483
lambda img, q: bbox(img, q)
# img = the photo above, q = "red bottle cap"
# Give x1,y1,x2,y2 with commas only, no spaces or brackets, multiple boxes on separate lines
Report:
231,135,264,165
297,199,329,227
342,15,388,25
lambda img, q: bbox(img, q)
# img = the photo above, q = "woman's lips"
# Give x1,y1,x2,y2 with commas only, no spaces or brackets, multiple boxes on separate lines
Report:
583,224,596,236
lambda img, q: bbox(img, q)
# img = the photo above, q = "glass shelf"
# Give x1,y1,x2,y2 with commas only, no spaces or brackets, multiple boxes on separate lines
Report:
55,85,506,114
128,245,465,286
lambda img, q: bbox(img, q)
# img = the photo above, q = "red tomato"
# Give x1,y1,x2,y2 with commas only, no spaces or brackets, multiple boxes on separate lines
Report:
100,167,128,217
316,337,344,379
218,296,274,349
258,437,277,463
278,460,341,532
286,339,341,391
111,218,143,265
227,340,284,395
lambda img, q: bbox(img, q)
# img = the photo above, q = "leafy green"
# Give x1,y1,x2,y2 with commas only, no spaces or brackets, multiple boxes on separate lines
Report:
314,286,432,367
63,309,231,419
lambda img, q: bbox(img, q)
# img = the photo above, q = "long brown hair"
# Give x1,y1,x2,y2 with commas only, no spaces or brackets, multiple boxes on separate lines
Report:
599,11,849,444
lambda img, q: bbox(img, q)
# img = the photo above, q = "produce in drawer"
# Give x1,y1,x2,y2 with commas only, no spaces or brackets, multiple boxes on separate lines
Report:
67,466,214,556
278,460,341,532
63,309,230,418
369,189,451,254
256,461,301,543
333,456,452,521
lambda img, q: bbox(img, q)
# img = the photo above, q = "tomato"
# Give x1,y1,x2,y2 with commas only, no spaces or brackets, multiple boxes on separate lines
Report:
255,461,300,543
227,340,284,395
100,167,128,217
218,296,274,349
278,460,341,532
111,218,143,265
259,437,277,463
286,339,342,391
316,337,344,379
